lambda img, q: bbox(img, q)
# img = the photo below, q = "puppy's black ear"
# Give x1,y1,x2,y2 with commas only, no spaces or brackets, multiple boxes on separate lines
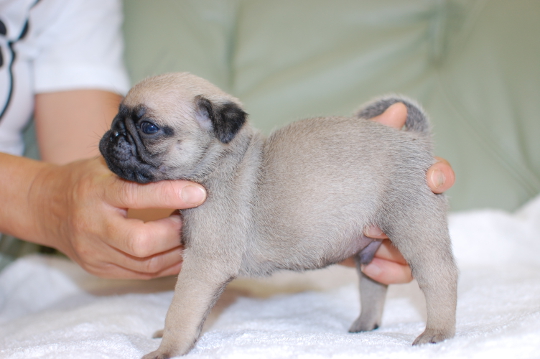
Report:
195,96,247,144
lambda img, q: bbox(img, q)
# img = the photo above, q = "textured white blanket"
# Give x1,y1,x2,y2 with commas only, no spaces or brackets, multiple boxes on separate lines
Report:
1,196,540,359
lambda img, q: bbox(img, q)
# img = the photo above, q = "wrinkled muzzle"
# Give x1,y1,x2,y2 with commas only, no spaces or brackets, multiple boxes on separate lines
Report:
99,116,159,184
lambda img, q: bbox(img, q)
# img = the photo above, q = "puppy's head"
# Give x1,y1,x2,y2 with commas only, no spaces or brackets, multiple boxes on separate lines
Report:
99,72,247,183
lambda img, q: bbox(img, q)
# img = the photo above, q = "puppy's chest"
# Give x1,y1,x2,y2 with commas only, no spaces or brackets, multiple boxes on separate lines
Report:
179,177,257,247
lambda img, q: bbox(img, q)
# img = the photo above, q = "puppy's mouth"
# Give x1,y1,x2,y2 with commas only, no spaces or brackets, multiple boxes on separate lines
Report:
99,109,162,184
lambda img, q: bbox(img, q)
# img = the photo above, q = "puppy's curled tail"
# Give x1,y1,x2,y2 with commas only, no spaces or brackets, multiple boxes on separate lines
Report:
356,96,431,135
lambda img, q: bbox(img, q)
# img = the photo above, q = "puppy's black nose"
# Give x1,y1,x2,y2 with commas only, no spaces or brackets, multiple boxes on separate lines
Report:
111,114,127,137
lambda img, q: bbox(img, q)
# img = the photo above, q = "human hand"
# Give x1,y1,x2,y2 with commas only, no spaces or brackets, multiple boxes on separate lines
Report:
341,102,455,284
28,156,206,279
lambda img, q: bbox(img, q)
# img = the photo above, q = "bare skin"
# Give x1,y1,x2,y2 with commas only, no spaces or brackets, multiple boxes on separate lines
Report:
0,93,453,281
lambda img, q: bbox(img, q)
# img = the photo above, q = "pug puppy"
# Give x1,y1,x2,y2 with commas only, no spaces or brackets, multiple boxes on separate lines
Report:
99,72,457,359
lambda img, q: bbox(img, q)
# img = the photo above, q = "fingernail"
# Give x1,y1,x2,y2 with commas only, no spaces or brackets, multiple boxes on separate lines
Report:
169,213,182,224
431,169,446,189
181,185,206,205
361,262,381,278
364,225,383,237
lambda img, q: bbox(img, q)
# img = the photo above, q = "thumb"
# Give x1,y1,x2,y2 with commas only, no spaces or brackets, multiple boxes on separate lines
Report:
370,102,407,129
105,178,207,210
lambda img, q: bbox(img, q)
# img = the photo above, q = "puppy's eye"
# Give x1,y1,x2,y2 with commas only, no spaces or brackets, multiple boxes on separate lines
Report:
140,121,160,135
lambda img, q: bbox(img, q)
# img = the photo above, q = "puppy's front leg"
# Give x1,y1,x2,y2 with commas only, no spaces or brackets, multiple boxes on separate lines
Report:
142,253,236,359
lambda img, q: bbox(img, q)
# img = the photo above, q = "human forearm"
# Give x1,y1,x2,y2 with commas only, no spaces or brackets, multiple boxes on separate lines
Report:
34,90,122,164
0,153,53,244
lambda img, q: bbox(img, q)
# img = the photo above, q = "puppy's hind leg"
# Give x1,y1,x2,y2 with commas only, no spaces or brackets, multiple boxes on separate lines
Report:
349,240,388,333
384,202,458,345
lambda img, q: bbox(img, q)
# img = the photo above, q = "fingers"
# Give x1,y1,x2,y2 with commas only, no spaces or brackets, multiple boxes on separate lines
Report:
369,102,407,129
360,227,412,283
91,161,205,278
103,175,207,210
96,214,184,278
78,237,183,280
339,226,388,267
340,238,413,285
109,214,182,257
366,238,407,265
361,239,412,284
106,247,183,280
427,157,456,193
361,257,413,285
88,255,183,280
369,103,456,194
363,225,389,239
32,157,190,280
69,206,185,279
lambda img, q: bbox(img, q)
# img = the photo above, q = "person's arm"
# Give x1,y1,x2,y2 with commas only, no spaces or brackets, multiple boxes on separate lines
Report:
347,102,456,284
0,154,50,243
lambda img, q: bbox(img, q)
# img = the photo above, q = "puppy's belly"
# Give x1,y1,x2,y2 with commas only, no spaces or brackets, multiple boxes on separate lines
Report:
320,233,379,266
241,230,377,275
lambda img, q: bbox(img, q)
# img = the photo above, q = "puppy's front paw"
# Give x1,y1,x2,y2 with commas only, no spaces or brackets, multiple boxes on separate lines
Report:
141,350,170,359
348,315,380,333
412,328,454,345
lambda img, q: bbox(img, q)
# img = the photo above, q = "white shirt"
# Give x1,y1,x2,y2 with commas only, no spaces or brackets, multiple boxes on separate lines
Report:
0,0,130,156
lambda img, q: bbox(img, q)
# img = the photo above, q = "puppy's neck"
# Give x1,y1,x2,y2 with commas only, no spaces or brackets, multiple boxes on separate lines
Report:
195,127,264,188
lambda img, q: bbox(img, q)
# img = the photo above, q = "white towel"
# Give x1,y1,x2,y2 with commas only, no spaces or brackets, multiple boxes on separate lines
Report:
1,196,540,359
